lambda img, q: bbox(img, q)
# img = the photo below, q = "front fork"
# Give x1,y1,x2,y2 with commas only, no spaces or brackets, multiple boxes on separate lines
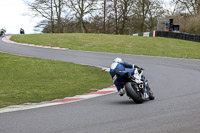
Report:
142,75,149,95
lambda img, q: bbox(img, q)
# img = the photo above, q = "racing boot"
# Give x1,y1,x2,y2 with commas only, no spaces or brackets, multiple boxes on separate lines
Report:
118,88,125,96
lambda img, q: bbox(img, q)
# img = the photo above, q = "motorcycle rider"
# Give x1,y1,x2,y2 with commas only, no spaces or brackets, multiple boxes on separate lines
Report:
20,28,25,34
0,28,6,36
110,57,141,96
110,57,154,99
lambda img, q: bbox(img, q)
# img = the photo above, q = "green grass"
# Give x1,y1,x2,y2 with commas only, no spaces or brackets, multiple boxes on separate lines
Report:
11,33,200,59
3,33,199,107
0,52,112,108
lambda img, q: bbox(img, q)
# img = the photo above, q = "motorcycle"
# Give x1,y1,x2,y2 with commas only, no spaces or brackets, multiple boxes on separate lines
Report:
118,68,154,103
0,29,6,37
0,31,3,37
20,29,25,34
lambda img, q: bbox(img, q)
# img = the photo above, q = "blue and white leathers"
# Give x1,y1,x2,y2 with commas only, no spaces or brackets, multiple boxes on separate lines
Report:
110,62,135,91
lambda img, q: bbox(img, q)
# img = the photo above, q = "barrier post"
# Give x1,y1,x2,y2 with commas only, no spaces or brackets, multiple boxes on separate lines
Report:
153,30,156,37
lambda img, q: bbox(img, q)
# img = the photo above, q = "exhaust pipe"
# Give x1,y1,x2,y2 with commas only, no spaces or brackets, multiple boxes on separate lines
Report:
139,84,144,89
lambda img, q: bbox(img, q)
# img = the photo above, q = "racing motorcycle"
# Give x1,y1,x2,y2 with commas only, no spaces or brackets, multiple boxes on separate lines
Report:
20,28,25,34
0,31,3,37
118,68,154,103
0,29,6,37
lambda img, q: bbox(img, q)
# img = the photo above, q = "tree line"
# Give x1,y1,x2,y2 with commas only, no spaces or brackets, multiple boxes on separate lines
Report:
25,0,200,34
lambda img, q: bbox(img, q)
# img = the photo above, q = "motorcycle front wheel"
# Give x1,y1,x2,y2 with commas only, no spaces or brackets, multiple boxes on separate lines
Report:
125,82,144,104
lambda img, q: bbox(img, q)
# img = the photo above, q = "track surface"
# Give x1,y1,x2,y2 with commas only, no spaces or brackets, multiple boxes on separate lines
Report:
0,36,200,133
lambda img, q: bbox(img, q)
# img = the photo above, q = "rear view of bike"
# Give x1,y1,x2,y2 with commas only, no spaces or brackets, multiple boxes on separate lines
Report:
124,68,155,103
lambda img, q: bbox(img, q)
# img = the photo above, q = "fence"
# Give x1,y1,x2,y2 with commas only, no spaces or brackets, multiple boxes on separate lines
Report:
155,31,200,42
133,32,153,37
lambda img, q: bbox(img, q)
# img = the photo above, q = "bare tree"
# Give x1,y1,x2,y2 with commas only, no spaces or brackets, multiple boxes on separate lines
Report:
85,0,164,34
132,0,151,32
110,0,131,34
50,0,55,33
119,0,134,34
54,0,65,33
103,0,107,33
166,0,200,34
147,0,165,31
25,0,167,34
131,0,164,32
25,0,65,33
68,0,96,33
173,0,200,15
99,0,113,33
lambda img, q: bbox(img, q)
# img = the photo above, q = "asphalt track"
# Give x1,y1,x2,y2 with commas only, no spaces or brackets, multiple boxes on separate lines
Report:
0,36,200,133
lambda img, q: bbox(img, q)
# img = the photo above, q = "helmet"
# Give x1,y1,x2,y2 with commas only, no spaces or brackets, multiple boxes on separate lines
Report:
113,57,122,63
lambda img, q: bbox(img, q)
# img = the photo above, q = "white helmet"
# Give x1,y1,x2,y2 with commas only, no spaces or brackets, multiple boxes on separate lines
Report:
113,57,122,63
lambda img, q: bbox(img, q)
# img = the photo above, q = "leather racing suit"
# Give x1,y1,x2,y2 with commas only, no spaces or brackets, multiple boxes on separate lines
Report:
110,61,139,92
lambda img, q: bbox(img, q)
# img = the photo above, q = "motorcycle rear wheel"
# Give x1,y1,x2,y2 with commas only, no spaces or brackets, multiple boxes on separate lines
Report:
125,82,144,104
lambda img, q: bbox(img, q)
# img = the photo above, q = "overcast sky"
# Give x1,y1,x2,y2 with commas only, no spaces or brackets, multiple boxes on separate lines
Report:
0,0,42,34
0,0,170,34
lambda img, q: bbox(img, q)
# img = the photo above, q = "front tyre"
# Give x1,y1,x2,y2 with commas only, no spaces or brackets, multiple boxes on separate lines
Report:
125,82,144,104
149,90,155,100
146,84,155,100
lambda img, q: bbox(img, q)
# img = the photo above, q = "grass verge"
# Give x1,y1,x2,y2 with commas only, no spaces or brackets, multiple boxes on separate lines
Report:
0,52,112,108
11,33,200,59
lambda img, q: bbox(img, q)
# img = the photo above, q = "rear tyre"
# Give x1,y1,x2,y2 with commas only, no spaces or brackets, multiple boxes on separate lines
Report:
125,82,144,104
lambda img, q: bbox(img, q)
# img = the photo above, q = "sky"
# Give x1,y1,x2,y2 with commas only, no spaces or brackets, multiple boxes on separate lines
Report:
0,0,42,34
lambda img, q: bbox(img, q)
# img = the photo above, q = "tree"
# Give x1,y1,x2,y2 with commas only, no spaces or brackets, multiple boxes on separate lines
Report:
25,0,166,34
132,0,151,32
173,0,200,15
131,0,164,32
97,0,113,33
119,0,134,34
68,0,96,33
147,0,165,31
184,13,200,34
113,0,119,34
25,0,65,33
54,0,65,33
110,0,133,34
166,0,200,34
103,0,107,33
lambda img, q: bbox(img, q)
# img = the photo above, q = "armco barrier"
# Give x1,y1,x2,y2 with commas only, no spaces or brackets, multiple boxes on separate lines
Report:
155,31,200,42
133,32,153,37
